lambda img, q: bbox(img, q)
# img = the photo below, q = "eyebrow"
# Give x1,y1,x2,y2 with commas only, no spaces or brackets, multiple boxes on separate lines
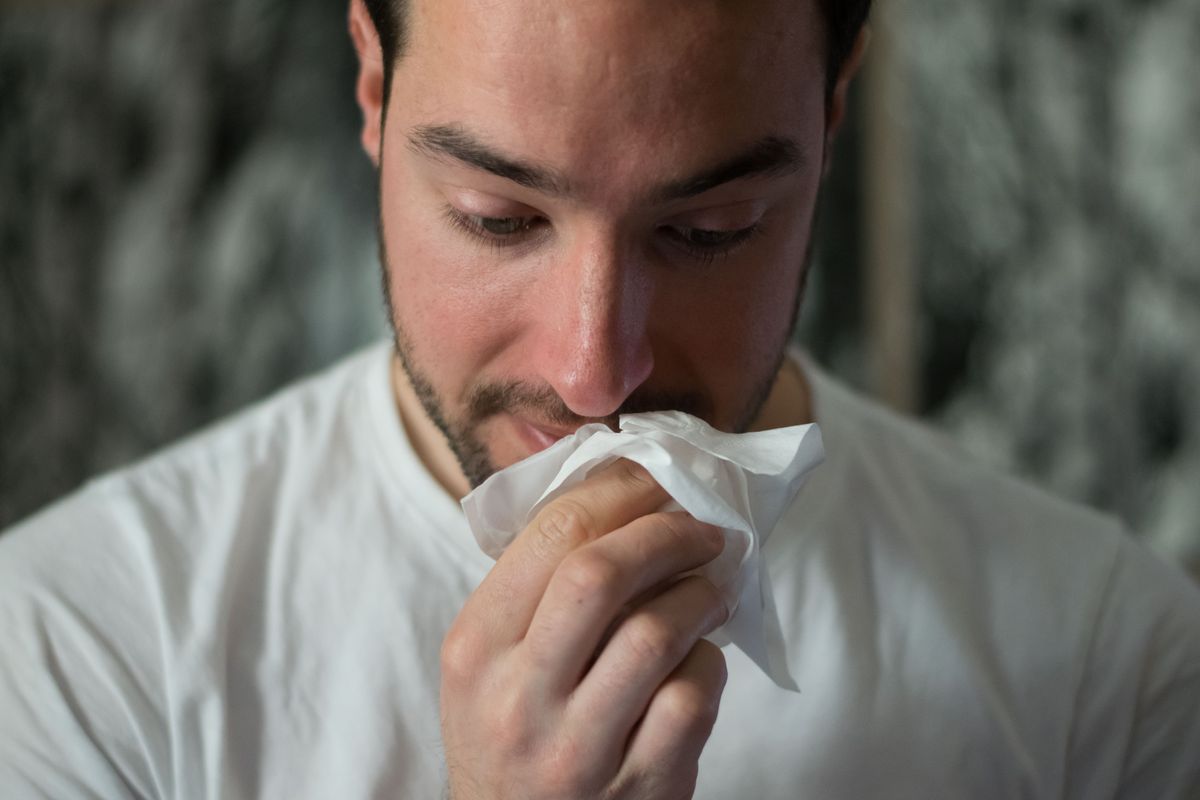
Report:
651,136,806,203
409,124,570,195
408,123,806,203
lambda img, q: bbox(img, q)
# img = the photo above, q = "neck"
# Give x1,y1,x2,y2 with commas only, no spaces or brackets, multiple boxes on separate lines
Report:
747,350,814,433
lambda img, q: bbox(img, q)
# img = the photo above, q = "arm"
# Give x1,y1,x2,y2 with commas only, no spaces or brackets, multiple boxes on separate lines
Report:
0,496,165,799
1065,536,1200,799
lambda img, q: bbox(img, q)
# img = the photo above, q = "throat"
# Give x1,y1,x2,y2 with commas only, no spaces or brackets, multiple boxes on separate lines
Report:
748,354,813,432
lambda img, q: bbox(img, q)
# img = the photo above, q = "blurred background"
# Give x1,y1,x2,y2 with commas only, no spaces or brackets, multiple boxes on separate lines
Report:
1,0,1197,577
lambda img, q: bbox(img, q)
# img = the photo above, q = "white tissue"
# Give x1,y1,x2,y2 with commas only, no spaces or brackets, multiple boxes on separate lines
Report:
460,411,824,691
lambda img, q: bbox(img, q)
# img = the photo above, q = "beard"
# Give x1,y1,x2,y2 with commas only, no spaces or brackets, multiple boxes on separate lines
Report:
377,224,812,490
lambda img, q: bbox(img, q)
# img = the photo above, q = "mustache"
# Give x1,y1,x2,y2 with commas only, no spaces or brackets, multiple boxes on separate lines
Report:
465,381,711,430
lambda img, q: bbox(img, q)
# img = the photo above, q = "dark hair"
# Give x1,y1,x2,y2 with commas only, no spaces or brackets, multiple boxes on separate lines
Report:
363,0,871,103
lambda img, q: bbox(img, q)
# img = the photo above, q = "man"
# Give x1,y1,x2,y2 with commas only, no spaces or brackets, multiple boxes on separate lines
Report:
2,0,1198,797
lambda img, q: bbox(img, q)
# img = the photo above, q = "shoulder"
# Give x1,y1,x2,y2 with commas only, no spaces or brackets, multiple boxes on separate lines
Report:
13,341,385,535
789,357,1200,795
0,340,393,621
801,357,1126,572
115,340,389,507
0,342,393,795
0,475,169,796
797,355,1198,628
1067,534,1200,797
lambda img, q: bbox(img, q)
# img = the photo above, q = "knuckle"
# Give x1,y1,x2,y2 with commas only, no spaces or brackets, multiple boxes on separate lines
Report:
659,678,722,732
615,458,657,492
557,549,623,600
486,686,537,755
542,737,597,795
534,498,599,553
621,613,687,666
631,761,700,800
439,624,482,684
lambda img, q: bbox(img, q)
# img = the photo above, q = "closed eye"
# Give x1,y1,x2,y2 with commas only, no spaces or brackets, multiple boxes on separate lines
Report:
443,207,547,246
659,223,764,264
443,204,764,264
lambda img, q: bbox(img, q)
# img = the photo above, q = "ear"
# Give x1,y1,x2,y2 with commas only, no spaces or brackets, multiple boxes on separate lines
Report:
349,0,386,167
823,26,870,174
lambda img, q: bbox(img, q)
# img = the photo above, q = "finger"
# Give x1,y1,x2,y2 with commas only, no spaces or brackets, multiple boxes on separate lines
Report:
522,511,724,687
460,458,669,647
568,575,728,746
616,639,728,795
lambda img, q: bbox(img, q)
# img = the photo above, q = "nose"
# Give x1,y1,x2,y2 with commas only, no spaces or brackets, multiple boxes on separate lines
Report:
533,235,655,420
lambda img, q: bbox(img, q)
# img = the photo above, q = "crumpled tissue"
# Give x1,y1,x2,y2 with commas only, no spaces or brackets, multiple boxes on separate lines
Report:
460,411,824,691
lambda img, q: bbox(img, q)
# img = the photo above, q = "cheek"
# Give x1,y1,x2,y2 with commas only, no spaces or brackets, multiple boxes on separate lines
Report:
650,221,809,425
379,170,528,389
681,272,796,376
668,236,806,358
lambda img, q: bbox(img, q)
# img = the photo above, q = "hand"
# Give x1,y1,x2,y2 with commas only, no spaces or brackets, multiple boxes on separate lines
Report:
440,459,730,800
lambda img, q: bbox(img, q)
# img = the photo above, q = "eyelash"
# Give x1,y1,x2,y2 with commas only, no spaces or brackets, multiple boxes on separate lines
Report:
442,205,764,264
660,223,765,265
442,207,547,250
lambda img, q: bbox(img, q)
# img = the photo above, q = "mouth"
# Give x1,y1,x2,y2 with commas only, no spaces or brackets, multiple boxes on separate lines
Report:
510,415,575,455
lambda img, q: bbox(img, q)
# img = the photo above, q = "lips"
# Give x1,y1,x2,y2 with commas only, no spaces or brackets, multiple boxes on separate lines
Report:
512,416,572,455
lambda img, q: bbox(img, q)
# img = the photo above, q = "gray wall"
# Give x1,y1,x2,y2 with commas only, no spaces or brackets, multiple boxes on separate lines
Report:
2,0,1198,576
906,0,1200,569
1,0,385,527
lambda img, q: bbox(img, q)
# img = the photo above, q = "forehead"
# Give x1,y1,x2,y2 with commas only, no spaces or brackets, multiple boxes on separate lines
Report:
393,0,828,199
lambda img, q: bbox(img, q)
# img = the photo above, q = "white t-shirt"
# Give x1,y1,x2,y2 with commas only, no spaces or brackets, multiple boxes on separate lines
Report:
2,341,1198,799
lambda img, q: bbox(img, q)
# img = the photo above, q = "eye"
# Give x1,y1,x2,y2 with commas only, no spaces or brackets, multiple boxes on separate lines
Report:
677,228,745,247
443,206,547,248
476,216,536,236
660,223,764,262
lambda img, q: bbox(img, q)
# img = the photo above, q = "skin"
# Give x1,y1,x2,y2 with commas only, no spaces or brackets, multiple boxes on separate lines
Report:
349,0,866,795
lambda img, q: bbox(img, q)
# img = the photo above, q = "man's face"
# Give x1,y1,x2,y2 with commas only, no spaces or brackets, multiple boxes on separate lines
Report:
374,0,830,487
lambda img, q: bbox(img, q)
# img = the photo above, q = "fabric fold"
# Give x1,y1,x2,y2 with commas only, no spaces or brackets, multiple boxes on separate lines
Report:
461,411,824,690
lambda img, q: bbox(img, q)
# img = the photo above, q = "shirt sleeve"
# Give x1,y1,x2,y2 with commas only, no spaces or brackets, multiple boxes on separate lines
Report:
0,486,168,800
1064,535,1200,799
